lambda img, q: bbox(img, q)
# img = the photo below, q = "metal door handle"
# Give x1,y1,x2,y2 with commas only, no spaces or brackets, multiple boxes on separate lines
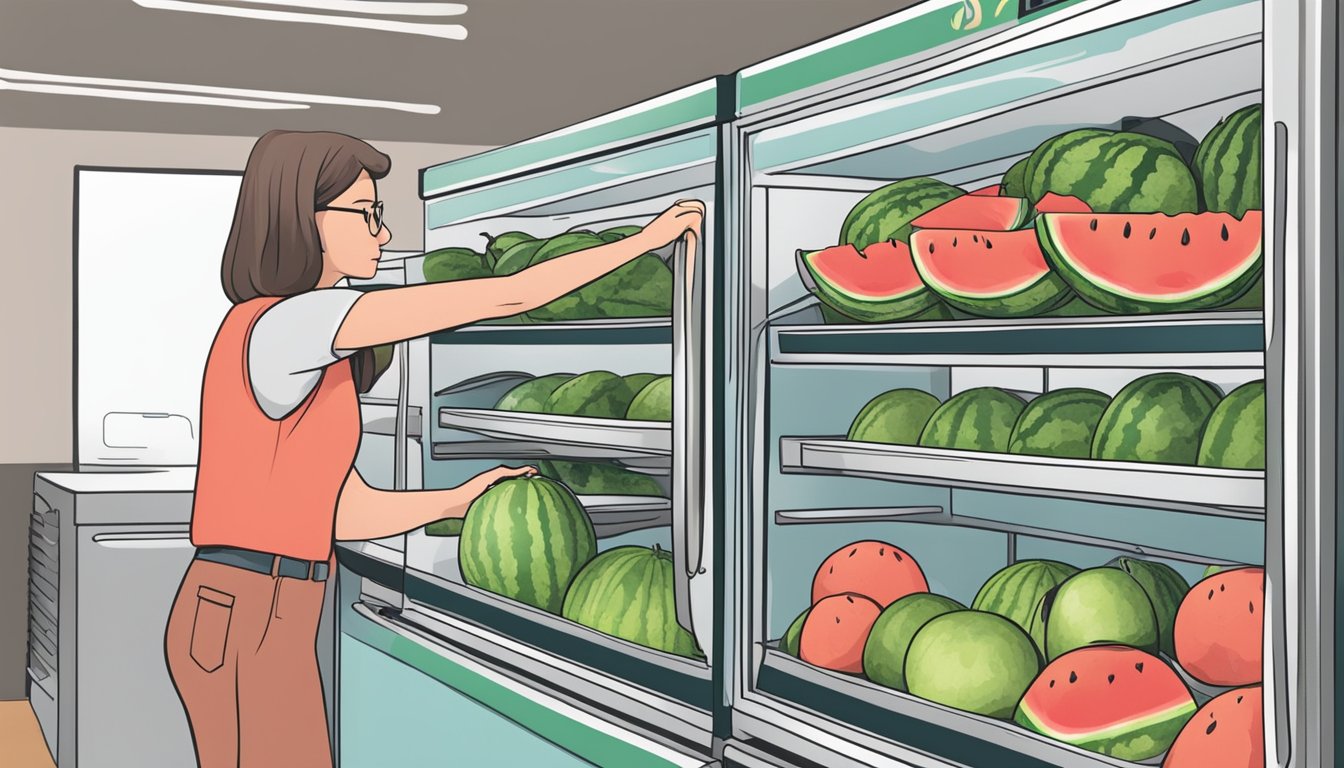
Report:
671,229,707,634
91,531,193,549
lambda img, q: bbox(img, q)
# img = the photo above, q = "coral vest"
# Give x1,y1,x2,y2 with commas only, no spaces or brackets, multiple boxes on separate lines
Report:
191,296,361,562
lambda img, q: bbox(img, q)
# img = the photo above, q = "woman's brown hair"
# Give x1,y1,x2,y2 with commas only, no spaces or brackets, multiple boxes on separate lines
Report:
221,130,392,393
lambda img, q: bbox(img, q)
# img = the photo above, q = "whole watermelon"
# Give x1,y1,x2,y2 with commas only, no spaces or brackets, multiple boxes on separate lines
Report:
1008,388,1111,459
626,375,672,421
459,477,597,614
493,238,547,276
919,388,1027,452
780,608,809,657
562,545,702,658
536,460,664,496
847,389,941,445
1198,380,1266,469
971,560,1078,648
422,246,493,283
839,177,963,250
481,231,534,267
495,374,573,413
1026,129,1199,214
1000,156,1031,199
1194,104,1262,217
546,371,637,418
1092,373,1222,465
1107,557,1188,658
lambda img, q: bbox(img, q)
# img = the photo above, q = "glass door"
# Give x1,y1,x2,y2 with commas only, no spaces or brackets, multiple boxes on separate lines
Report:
726,1,1283,766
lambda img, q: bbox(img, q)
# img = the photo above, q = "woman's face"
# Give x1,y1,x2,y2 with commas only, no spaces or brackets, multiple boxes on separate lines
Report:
316,169,393,282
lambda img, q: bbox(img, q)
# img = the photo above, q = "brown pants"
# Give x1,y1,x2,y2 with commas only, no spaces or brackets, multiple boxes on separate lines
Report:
164,558,332,768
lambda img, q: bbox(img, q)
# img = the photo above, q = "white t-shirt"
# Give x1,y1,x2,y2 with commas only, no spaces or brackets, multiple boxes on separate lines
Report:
248,288,363,420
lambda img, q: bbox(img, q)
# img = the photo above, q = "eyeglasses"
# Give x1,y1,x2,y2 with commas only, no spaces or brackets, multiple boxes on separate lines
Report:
319,201,384,236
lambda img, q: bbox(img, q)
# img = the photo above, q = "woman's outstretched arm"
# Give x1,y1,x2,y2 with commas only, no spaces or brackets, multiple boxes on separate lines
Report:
334,464,535,541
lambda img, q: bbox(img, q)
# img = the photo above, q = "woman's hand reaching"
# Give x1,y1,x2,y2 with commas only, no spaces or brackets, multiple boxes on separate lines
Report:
637,199,704,250
471,465,538,496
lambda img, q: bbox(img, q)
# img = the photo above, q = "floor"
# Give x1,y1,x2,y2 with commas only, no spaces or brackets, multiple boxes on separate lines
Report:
0,700,56,767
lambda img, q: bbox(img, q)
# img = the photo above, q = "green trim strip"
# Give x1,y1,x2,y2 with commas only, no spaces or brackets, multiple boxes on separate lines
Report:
344,607,684,768
421,80,721,200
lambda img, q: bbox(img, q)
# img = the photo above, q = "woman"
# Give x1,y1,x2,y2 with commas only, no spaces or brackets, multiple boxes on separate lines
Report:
163,130,703,768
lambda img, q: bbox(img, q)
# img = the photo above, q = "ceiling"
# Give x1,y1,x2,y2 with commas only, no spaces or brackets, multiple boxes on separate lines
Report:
0,0,922,146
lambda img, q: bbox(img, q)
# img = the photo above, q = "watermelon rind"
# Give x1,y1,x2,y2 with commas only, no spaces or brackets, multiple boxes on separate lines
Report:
562,545,702,658
459,477,597,614
1194,104,1263,217
839,177,965,250
1037,212,1263,314
1008,388,1111,459
799,246,939,323
919,388,1027,452
818,298,959,324
847,389,942,446
910,229,1073,318
546,371,638,418
1025,129,1199,214
1092,373,1223,465
1198,380,1266,469
627,375,672,422
971,560,1078,646
1107,557,1189,658
780,608,809,657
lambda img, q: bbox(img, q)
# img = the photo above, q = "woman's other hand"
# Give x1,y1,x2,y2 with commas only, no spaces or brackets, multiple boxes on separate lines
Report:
637,199,704,250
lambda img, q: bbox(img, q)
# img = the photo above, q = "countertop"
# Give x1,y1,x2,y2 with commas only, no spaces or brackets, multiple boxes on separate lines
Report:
34,467,196,495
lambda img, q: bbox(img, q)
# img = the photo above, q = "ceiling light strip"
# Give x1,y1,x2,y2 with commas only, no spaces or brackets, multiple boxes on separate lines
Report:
0,69,441,115
226,0,467,16
0,79,307,110
133,0,468,40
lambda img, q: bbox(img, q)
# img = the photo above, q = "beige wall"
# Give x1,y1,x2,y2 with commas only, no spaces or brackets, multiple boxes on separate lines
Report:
1,127,489,464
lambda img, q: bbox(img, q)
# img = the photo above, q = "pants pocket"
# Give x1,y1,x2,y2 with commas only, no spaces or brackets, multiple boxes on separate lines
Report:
189,585,235,673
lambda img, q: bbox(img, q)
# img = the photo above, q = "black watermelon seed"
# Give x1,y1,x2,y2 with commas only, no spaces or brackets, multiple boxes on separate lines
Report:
835,617,841,624
846,595,854,604
1181,228,1191,246
1208,589,1215,599
1250,601,1255,613
1108,674,1115,684
828,566,834,574
1221,584,1225,592
1049,680,1055,688
849,548,857,557
1237,695,1244,704
928,242,935,254
1206,721,1218,735
1136,662,1145,673
879,548,885,556
1123,222,1132,238
1069,671,1077,683
952,237,958,247
1089,218,1098,231
1149,227,1157,239
894,551,904,562
1221,223,1230,241
986,238,994,250
973,234,980,243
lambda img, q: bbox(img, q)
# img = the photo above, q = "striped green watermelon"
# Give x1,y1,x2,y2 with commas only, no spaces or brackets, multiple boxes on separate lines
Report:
1108,557,1189,658
561,545,702,658
480,231,534,266
780,608,809,657
1026,129,1199,214
626,375,672,421
839,177,964,250
863,593,964,691
1038,211,1263,314
910,228,1072,317
459,477,597,614
527,233,672,321
1198,380,1266,469
495,374,574,413
423,246,493,283
847,389,941,445
536,460,664,496
622,373,660,394
919,388,1027,452
1195,104,1262,217
799,241,939,322
971,560,1078,649
1009,389,1111,459
493,238,546,276
1014,645,1196,760
546,371,637,418
424,517,464,536
1001,157,1031,199
1093,373,1223,465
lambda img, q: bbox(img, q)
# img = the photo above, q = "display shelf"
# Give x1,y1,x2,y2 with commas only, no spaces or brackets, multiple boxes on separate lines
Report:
772,506,1248,567
756,650,1158,768
779,438,1264,517
582,495,672,538
770,311,1265,367
431,319,671,347
359,399,422,439
440,408,671,456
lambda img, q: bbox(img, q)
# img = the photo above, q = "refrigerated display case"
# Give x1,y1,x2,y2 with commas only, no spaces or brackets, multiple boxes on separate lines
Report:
346,77,733,767
721,0,1331,766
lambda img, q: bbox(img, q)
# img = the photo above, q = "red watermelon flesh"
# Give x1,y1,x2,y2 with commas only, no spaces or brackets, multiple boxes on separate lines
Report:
1174,566,1264,686
912,194,1030,231
1038,210,1263,314
971,184,1001,196
1034,193,1093,214
1014,645,1196,761
910,228,1071,317
799,241,937,323
1163,686,1263,768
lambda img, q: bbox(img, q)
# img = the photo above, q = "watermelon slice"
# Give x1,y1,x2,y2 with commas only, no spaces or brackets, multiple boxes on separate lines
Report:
1014,645,1197,760
971,184,1001,196
798,241,937,323
1038,210,1263,314
909,228,1072,317
1033,193,1092,214
912,195,1030,231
